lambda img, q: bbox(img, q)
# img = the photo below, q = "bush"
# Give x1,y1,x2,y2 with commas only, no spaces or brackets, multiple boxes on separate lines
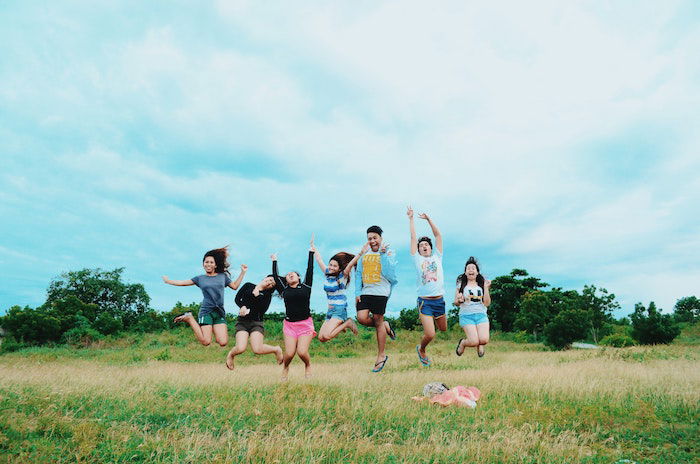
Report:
0,335,26,353
543,309,589,350
599,333,635,347
630,302,680,345
62,327,103,348
396,307,420,331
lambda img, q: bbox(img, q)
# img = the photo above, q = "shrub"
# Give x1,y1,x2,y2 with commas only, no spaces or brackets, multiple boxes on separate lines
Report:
0,335,26,353
599,333,635,347
396,307,420,331
543,309,589,350
630,302,680,345
62,327,103,348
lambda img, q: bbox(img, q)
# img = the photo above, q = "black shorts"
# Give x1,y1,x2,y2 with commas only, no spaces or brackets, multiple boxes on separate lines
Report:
357,295,389,315
234,319,265,334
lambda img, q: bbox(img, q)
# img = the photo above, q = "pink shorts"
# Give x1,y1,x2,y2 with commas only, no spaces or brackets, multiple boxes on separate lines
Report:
283,317,317,339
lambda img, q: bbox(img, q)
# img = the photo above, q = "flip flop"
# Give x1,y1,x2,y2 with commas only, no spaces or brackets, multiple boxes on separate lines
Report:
455,338,465,357
372,355,388,372
173,312,192,323
387,322,396,341
416,345,431,366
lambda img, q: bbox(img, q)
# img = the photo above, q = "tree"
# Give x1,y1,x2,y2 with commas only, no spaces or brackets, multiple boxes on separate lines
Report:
46,268,150,329
514,291,551,341
673,296,700,323
489,269,548,332
580,285,619,343
543,309,590,350
630,302,680,345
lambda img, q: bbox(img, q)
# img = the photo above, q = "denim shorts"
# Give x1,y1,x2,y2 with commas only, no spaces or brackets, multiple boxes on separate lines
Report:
417,297,446,317
326,304,348,321
459,312,489,326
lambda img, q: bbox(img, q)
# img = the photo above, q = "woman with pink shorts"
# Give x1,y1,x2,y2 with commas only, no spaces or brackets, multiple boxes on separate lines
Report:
271,236,317,381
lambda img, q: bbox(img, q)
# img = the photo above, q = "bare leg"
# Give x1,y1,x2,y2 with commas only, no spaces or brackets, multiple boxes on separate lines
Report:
460,324,480,355
373,314,387,365
281,334,297,381
435,314,448,332
249,332,283,364
226,330,249,370
296,334,314,378
476,321,490,357
418,313,436,358
175,313,211,346
212,323,229,347
356,309,374,327
318,318,344,342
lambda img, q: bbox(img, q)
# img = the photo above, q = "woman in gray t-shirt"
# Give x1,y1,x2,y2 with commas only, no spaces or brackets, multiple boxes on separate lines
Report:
162,246,246,347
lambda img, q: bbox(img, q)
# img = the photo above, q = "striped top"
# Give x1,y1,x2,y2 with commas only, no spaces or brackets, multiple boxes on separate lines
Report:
323,270,348,307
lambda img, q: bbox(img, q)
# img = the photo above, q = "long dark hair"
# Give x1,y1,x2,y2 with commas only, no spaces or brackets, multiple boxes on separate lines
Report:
329,252,356,284
203,246,230,276
456,256,484,294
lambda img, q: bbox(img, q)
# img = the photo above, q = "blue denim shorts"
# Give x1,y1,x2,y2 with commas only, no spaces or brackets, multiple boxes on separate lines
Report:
326,304,348,321
417,297,446,317
460,312,489,326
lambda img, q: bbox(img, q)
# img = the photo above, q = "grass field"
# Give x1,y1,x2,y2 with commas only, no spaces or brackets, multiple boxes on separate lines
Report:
1,326,698,463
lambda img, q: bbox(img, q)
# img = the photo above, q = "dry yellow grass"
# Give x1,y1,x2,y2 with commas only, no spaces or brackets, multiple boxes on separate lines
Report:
1,346,698,463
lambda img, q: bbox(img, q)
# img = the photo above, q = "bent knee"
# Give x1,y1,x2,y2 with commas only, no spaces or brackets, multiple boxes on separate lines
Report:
251,348,264,354
465,340,479,347
479,339,489,345
200,340,212,346
218,341,228,347
318,336,329,343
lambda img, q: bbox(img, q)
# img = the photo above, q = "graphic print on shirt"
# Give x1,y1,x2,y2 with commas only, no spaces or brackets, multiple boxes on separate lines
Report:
466,287,483,302
420,258,439,285
362,254,381,284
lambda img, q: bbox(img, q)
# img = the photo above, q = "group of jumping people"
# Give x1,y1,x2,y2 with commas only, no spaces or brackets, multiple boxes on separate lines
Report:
162,208,491,379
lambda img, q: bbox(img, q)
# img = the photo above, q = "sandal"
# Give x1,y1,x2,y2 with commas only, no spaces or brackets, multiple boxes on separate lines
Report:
387,322,396,341
455,338,465,357
372,355,388,372
416,345,431,366
173,312,192,323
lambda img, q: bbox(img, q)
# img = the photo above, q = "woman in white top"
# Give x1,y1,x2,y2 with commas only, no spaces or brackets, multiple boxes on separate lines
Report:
454,257,491,357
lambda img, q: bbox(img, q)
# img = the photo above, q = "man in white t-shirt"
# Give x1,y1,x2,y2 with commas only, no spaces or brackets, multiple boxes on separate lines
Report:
407,207,446,367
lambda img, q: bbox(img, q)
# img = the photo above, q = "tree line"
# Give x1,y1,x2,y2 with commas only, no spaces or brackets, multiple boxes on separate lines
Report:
1,267,698,351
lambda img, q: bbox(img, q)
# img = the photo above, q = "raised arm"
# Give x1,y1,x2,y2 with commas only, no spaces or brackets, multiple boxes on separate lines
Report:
454,284,464,306
228,264,248,290
271,254,286,292
419,212,443,253
304,250,314,287
407,206,417,255
311,242,327,274
162,276,194,286
483,279,492,307
343,242,369,277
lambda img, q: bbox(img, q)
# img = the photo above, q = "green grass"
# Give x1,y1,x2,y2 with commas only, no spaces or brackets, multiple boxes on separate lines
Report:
1,326,698,463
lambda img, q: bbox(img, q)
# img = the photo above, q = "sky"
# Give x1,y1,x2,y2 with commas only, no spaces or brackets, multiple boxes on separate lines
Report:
1,1,699,318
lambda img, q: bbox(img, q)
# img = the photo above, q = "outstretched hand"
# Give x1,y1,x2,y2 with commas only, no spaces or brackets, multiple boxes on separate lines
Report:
418,212,430,221
309,233,315,252
240,264,248,272
270,253,277,261
407,206,414,219
161,275,169,284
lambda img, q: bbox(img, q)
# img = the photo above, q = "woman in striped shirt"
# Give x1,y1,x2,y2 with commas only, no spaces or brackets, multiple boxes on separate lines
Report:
312,241,361,342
